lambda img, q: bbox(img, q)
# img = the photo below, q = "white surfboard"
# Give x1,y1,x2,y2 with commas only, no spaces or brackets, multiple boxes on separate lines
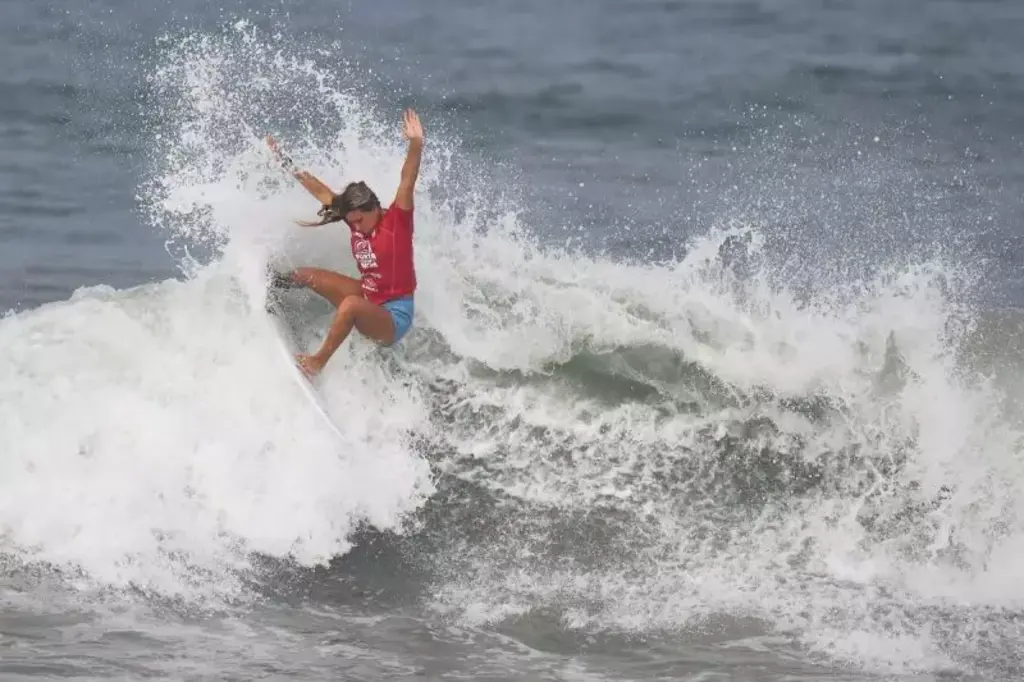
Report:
264,296,345,440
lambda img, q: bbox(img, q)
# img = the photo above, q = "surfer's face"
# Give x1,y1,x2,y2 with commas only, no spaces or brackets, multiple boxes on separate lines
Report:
344,207,381,235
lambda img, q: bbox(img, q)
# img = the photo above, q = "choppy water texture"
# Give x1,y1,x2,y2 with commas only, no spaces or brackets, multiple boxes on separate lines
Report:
2,0,1024,680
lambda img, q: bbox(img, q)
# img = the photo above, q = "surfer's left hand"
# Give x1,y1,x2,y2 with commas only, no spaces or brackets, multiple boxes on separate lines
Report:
402,109,423,142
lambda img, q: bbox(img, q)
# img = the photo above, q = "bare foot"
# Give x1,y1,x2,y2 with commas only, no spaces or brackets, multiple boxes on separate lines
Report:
296,354,325,379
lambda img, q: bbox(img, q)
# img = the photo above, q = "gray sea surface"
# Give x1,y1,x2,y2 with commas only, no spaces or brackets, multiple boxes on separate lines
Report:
2,1,1023,680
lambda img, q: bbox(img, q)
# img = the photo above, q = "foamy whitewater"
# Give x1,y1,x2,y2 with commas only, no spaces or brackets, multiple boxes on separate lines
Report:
2,22,1023,680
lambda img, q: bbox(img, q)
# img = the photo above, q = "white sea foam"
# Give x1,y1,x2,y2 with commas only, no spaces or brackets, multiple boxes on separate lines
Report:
1,20,1021,679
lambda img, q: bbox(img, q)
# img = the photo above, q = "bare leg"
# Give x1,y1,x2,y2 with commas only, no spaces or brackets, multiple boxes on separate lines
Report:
297,297,396,377
280,267,363,307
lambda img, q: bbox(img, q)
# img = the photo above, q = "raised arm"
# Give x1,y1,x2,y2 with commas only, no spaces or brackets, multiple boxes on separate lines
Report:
393,109,424,211
266,135,335,206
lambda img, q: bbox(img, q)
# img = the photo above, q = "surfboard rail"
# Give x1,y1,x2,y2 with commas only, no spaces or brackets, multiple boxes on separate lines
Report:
264,296,345,440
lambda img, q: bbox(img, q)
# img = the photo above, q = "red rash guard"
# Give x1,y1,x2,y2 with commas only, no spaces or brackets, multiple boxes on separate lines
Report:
350,201,416,305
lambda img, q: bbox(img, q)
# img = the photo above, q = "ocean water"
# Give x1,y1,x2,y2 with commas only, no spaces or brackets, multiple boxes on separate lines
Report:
2,0,1024,680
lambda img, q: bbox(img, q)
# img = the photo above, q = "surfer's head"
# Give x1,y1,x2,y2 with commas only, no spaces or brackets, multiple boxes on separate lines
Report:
297,182,381,233
335,181,382,235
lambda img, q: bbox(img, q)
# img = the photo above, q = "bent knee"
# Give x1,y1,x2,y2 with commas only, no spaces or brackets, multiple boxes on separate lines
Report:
339,296,381,320
338,296,361,313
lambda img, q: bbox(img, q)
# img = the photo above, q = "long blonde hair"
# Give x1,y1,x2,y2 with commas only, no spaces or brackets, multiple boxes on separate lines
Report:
296,205,344,227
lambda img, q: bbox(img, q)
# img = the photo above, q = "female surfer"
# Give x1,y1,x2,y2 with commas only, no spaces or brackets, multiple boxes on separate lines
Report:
265,108,424,378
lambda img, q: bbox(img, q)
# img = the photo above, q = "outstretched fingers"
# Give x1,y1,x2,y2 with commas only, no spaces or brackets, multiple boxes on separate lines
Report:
402,109,424,141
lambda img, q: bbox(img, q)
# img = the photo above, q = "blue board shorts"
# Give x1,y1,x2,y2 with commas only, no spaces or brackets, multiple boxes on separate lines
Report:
381,295,414,345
